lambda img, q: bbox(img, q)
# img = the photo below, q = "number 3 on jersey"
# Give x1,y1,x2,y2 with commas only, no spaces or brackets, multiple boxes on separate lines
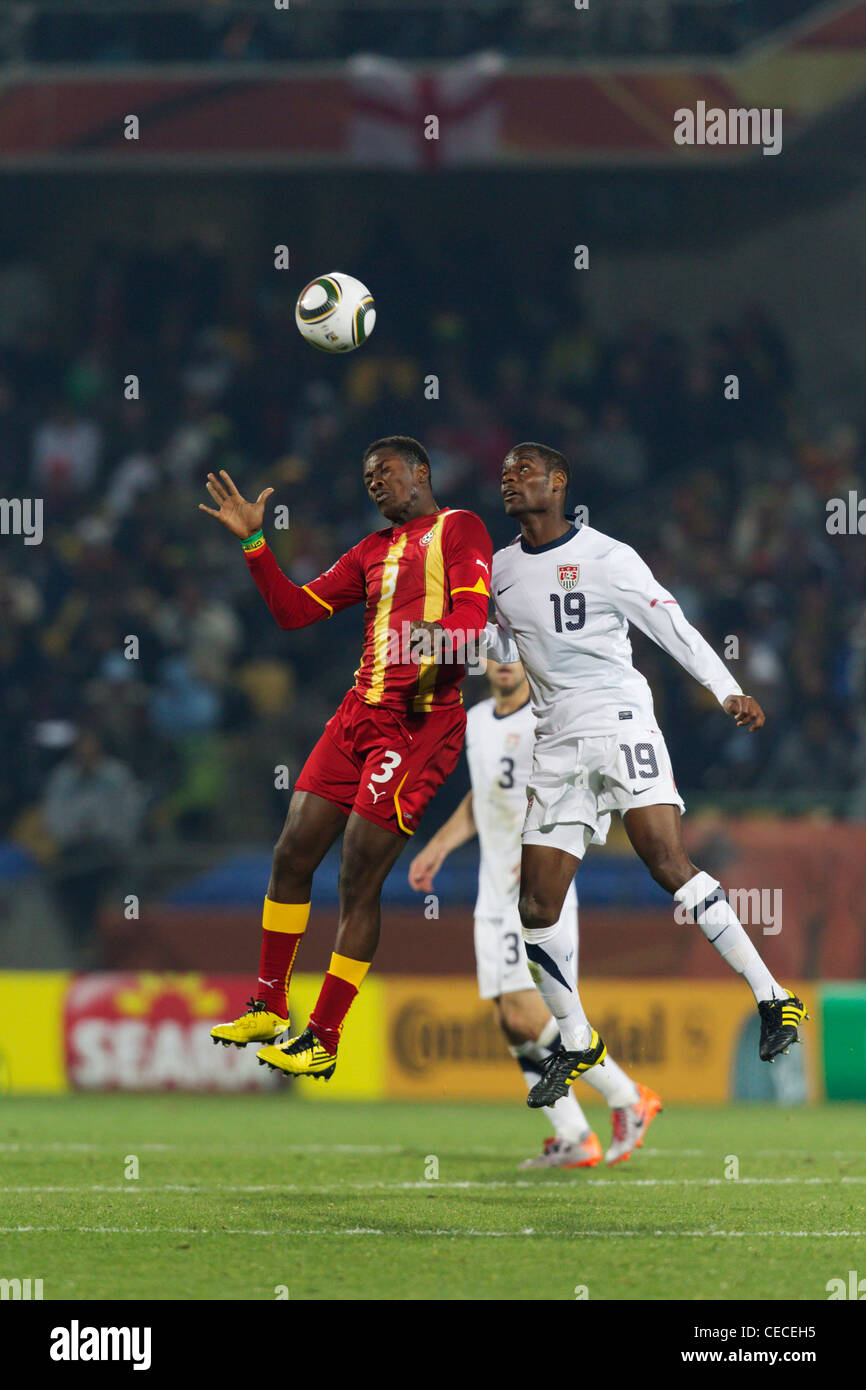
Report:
549,591,585,632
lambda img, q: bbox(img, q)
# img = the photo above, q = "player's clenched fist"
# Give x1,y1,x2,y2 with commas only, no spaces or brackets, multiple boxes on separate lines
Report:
723,694,765,731
199,469,274,539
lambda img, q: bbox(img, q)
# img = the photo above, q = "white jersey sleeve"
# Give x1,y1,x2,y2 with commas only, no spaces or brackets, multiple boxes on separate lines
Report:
606,544,742,708
483,618,520,665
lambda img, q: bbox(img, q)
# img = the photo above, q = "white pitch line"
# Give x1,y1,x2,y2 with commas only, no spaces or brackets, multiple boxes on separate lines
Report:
279,1144,406,1153
2,1175,865,1194
0,1142,172,1153
1,1225,865,1239
639,1148,866,1158
2,1142,860,1160
0,1142,400,1156
4,1142,861,1162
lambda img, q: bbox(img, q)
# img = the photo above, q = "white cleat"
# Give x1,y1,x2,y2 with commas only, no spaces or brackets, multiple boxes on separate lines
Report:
518,1132,602,1169
605,1084,662,1166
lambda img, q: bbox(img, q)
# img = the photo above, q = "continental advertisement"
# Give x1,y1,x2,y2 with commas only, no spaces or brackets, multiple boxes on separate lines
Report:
384,977,825,1104
0,971,861,1103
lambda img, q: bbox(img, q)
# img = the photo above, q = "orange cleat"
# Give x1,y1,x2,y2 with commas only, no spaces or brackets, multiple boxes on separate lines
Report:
519,1131,603,1170
605,1084,662,1166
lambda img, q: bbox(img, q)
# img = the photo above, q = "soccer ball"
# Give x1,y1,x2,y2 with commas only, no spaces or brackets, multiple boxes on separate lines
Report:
295,271,376,353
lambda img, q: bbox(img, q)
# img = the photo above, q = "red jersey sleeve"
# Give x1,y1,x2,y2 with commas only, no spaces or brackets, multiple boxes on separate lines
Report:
438,510,493,643
245,540,365,630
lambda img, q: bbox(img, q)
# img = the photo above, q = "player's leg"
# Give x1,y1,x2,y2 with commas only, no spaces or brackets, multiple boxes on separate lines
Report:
518,841,588,1047
551,894,662,1164
258,811,407,1079
211,789,347,1047
517,838,606,1105
258,789,348,1011
495,989,602,1169
260,703,466,1078
212,696,361,1049
623,802,808,1060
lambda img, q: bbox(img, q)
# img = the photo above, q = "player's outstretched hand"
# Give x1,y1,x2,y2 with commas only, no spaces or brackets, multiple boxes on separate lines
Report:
199,470,274,540
408,842,446,893
723,693,765,731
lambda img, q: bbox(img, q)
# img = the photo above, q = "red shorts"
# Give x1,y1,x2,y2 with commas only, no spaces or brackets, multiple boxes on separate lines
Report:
294,688,466,837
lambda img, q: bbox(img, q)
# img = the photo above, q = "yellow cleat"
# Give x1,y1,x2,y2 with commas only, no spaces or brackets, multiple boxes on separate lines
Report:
526,1030,607,1108
210,997,289,1048
257,1027,337,1081
759,989,809,1062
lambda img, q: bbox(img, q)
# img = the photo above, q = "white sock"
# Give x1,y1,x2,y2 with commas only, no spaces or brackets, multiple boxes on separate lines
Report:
510,1038,591,1143
537,1016,638,1108
581,1055,640,1108
675,870,785,1004
521,919,591,1051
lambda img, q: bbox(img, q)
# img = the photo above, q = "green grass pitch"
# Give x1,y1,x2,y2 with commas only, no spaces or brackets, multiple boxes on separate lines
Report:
1,1095,864,1300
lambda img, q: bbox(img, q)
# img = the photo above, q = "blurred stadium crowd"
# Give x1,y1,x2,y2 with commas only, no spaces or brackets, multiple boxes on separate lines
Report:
0,0,817,64
2,223,864,909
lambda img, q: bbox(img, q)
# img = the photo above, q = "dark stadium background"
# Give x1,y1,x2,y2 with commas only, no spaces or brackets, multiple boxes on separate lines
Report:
0,0,864,1104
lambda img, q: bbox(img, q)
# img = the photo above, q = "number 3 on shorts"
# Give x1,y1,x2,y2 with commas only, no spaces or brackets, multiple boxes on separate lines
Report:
368,750,403,785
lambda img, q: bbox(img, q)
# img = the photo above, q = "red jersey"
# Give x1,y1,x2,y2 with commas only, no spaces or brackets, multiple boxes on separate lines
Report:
245,507,492,714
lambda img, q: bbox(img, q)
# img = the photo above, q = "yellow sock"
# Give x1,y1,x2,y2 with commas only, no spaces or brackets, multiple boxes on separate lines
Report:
328,952,371,990
308,952,371,1052
256,898,310,1016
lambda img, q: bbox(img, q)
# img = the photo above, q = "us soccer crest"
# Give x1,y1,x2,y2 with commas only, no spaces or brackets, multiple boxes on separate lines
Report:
557,563,580,590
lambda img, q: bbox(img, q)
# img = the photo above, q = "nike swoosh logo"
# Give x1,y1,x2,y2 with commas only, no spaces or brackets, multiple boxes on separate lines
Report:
631,786,654,795
496,584,515,596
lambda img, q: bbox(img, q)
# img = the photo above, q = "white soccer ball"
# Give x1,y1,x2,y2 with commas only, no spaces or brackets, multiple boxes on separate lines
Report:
295,271,376,353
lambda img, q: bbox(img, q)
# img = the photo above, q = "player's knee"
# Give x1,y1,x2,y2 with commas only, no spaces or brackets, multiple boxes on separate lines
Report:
271,834,317,898
498,993,531,1038
518,889,558,934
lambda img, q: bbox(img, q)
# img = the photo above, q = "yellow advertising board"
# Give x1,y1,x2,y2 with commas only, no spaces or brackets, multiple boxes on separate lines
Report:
581,978,821,1104
290,973,387,1101
385,976,520,1100
384,977,821,1104
0,971,821,1102
0,972,69,1094
0,970,385,1099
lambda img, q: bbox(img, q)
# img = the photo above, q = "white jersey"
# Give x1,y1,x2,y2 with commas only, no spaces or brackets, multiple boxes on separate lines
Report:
486,522,741,740
465,695,577,917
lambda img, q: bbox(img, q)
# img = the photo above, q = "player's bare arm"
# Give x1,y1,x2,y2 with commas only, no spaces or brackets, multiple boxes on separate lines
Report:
408,791,476,891
198,469,274,538
724,693,765,730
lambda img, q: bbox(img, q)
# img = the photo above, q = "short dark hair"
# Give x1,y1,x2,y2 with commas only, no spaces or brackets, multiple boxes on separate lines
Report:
506,441,570,493
363,435,431,483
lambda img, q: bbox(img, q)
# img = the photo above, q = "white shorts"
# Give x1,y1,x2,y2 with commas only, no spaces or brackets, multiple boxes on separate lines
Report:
522,723,685,859
474,900,578,1000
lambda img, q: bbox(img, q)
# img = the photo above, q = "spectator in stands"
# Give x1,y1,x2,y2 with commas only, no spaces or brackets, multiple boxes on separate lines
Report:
0,222,860,850
41,728,143,963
